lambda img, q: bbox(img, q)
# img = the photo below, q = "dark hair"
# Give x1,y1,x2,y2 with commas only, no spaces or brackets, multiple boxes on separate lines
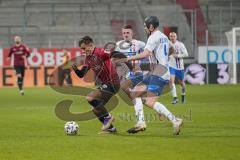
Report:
79,36,93,47
169,31,177,35
144,16,159,29
122,24,133,30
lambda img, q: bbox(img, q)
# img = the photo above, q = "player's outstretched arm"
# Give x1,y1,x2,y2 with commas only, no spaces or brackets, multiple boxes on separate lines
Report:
127,49,151,61
72,65,89,78
110,51,134,70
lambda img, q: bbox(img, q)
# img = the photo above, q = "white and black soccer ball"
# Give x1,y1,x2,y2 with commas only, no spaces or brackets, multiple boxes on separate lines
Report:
64,121,79,135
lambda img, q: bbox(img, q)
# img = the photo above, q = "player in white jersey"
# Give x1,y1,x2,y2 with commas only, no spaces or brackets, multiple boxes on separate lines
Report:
168,32,188,104
123,16,183,135
114,24,147,130
115,24,146,85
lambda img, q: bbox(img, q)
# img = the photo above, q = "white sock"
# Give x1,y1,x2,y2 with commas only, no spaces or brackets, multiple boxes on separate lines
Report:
171,83,177,97
153,102,177,123
133,98,145,124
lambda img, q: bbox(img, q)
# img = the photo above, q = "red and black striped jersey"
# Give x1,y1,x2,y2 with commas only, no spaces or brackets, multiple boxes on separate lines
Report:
84,48,119,85
8,44,30,66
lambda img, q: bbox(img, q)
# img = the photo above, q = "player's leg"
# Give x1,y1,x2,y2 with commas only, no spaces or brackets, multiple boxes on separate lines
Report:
120,79,146,125
178,79,186,103
131,83,147,125
127,74,165,133
145,93,183,135
170,75,178,104
143,78,183,135
119,79,133,104
121,72,146,127
176,70,186,103
20,66,26,95
126,83,147,133
14,66,24,95
88,83,119,132
119,72,143,102
86,89,115,132
169,67,178,104
99,83,120,133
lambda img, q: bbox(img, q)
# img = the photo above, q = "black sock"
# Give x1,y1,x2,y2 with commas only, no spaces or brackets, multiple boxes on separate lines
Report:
89,99,109,120
89,100,112,126
17,77,23,91
98,116,105,123
89,100,109,117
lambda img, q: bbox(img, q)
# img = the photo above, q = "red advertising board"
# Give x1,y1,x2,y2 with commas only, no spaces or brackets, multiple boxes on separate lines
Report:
0,48,94,87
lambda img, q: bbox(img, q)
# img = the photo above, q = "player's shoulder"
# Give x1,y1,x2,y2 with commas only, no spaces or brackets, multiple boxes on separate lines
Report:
176,40,185,46
160,31,168,39
10,45,16,50
152,30,163,38
147,33,156,41
94,47,110,57
116,40,124,45
17,44,28,50
147,31,164,43
23,44,30,50
132,39,145,45
94,47,105,54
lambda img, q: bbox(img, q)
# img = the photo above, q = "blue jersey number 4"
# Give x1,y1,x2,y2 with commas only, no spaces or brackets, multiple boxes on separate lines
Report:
164,44,168,56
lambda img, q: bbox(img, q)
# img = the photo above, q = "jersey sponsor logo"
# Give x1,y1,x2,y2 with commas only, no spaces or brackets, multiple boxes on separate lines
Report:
118,40,132,50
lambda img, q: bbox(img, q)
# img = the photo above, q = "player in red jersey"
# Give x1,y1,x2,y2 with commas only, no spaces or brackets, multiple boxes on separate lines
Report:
7,36,30,96
72,36,120,134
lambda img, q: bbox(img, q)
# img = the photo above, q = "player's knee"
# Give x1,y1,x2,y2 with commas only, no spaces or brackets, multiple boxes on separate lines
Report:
145,99,155,108
179,80,185,86
86,95,94,102
130,92,137,100
88,99,103,108
170,76,175,83
122,81,132,91
171,82,176,87
17,76,23,82
122,87,131,97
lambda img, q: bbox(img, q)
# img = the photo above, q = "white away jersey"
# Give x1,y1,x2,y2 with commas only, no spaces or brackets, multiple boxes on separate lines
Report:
115,39,145,71
168,40,188,70
145,30,170,80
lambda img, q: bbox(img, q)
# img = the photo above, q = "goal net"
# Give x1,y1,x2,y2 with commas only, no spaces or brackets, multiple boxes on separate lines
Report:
225,27,240,84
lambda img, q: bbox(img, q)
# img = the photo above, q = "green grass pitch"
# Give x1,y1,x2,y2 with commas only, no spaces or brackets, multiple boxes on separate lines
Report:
0,85,240,160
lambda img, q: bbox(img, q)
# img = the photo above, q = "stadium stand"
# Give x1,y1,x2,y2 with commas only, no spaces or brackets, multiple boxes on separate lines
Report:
200,0,240,45
0,0,239,59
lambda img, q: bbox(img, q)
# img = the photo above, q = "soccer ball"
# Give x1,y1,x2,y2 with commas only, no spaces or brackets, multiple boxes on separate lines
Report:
64,121,79,135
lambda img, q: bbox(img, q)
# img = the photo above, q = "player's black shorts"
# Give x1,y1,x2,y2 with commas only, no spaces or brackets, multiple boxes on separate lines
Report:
97,83,120,95
14,66,25,77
